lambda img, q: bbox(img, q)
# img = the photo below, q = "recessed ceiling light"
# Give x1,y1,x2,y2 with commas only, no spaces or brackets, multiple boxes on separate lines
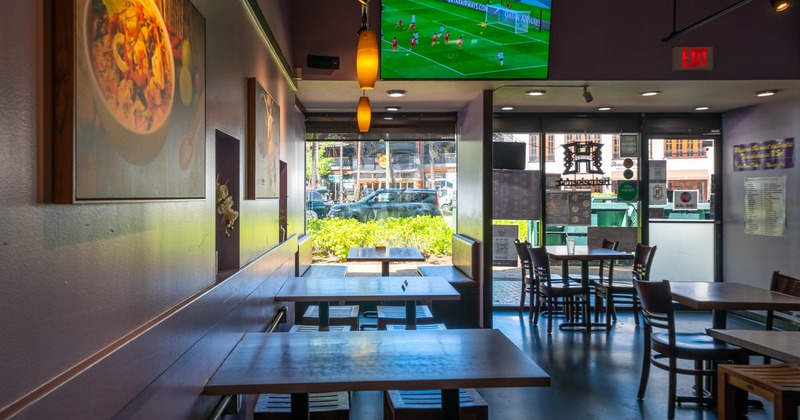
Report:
386,89,406,97
640,91,661,97
385,106,400,111
526,90,546,96
755,90,777,97
384,116,394,120
695,106,710,111
598,107,612,111
771,0,791,12
501,106,515,111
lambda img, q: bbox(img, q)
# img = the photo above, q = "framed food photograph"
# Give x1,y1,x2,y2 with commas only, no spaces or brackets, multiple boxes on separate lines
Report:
246,78,280,199
53,0,206,202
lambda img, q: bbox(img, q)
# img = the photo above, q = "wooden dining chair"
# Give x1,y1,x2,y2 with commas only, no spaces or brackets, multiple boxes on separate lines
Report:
634,279,748,420
764,270,800,363
594,243,656,329
528,245,583,334
514,239,534,314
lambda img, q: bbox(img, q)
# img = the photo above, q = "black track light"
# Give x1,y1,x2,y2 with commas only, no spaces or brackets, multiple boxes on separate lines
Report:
582,86,594,103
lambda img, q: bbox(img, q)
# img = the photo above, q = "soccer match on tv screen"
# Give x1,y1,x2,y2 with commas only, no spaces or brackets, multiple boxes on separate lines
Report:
380,0,552,80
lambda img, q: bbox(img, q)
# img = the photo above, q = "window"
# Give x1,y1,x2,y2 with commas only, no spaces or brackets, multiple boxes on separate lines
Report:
528,133,539,162
665,139,706,158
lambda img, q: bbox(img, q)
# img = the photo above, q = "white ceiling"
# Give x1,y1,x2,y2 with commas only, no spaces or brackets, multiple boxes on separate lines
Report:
296,78,800,115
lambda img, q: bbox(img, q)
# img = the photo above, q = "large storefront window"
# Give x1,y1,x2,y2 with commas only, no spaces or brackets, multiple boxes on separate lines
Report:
493,132,638,249
305,140,456,223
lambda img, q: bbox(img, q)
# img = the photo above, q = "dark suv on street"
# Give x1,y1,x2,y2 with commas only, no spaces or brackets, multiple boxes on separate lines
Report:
306,190,333,219
326,188,442,222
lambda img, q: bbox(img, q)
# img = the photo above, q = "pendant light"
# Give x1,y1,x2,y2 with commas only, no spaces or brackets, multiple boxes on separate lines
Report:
357,93,371,132
356,1,378,90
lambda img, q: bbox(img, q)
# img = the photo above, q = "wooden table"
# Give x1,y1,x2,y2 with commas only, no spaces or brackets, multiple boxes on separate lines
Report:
546,245,633,331
708,329,800,364
347,247,425,276
669,281,800,328
275,276,459,328
204,329,551,419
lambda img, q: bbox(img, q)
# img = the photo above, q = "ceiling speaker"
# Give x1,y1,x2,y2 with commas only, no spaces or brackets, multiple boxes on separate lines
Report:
307,54,340,70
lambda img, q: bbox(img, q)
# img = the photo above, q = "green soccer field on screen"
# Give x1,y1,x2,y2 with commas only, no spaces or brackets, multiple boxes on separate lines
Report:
380,0,552,79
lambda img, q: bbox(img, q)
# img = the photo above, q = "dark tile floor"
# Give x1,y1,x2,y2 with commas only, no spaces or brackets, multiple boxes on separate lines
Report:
339,263,780,419
347,310,776,420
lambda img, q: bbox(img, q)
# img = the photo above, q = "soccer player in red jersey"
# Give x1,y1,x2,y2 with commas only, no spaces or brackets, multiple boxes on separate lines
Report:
392,37,398,51
431,33,439,46
395,18,404,28
457,35,464,49
444,31,450,44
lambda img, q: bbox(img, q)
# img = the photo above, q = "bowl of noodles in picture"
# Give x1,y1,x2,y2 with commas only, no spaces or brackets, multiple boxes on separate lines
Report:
83,0,175,165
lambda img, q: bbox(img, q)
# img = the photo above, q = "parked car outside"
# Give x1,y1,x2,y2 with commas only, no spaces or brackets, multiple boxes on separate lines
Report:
306,190,333,219
327,188,442,222
437,188,454,211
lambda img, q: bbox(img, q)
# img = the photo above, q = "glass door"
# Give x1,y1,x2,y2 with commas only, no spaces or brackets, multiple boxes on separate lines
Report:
646,137,718,282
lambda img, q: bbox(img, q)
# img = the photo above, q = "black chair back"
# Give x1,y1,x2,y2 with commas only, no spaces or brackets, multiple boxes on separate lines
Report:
632,244,657,281
767,270,800,331
514,239,532,270
598,239,619,282
528,245,552,283
634,279,674,333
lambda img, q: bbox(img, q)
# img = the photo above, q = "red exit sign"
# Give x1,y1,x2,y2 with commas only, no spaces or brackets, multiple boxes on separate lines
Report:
672,47,714,71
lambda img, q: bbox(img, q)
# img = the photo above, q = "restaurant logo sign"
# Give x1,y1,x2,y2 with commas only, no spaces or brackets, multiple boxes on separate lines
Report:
733,138,794,171
558,141,610,187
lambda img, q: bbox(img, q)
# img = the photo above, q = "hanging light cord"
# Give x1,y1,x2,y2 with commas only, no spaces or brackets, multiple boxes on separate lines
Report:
358,0,369,34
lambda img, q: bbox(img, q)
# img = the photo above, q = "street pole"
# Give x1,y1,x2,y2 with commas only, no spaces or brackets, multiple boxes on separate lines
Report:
385,141,392,189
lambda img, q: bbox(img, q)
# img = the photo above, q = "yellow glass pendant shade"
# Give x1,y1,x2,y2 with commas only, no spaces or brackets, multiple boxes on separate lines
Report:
357,96,371,132
357,29,378,90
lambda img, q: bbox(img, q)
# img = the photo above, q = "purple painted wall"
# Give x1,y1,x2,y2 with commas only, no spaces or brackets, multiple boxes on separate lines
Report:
722,97,800,285
456,91,493,327
0,0,304,417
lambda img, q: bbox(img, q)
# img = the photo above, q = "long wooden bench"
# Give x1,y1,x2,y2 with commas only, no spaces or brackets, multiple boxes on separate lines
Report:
296,234,348,277
384,387,488,420
293,234,349,326
417,233,480,328
301,265,348,278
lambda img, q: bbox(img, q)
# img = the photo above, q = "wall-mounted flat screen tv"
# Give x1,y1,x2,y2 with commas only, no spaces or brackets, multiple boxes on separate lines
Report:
380,0,552,79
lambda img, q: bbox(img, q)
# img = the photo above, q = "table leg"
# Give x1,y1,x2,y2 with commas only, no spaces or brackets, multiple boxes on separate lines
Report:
441,389,461,420
290,393,310,419
561,260,569,284
381,261,390,276
405,300,417,326
558,261,606,332
712,309,727,329
318,301,330,331
581,261,590,329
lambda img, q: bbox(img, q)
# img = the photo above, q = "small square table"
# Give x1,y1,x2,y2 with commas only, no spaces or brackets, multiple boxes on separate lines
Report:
669,281,800,328
546,245,633,331
204,329,551,419
276,276,459,328
347,247,425,276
